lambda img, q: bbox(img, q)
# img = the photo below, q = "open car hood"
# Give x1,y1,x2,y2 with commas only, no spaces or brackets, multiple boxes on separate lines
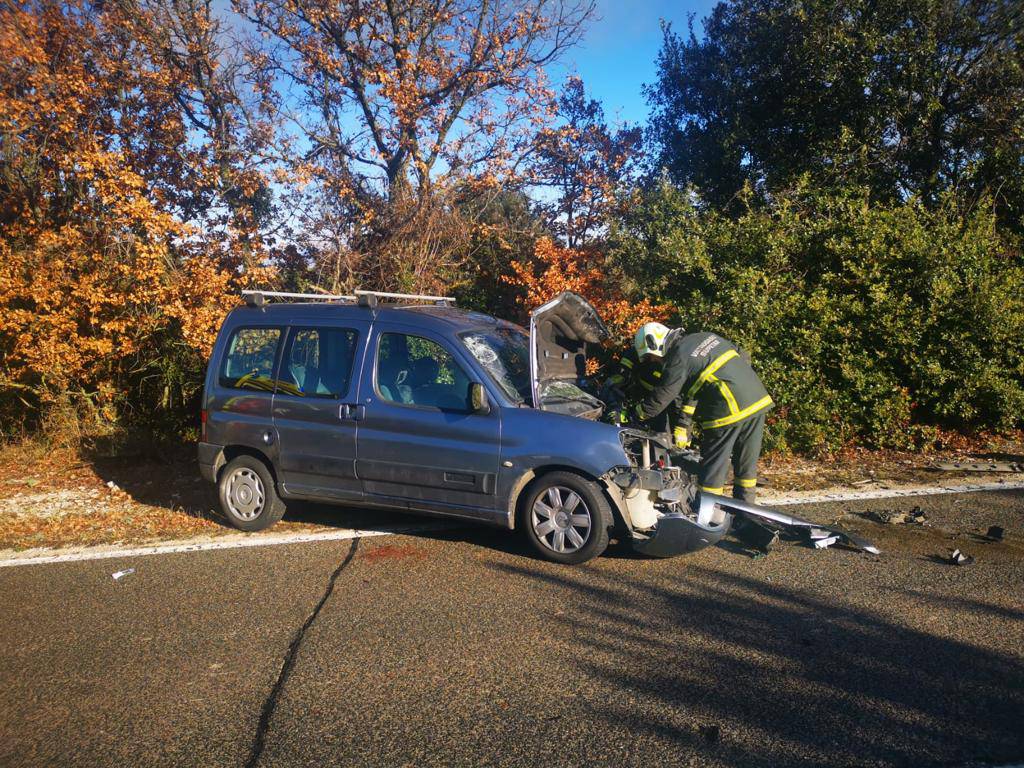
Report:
530,291,609,418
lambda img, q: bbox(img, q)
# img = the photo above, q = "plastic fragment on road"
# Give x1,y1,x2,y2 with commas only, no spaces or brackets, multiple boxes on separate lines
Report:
806,527,840,549
949,549,974,566
111,568,135,580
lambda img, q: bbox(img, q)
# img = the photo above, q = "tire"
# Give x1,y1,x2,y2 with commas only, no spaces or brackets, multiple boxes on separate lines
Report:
519,471,611,565
217,455,287,532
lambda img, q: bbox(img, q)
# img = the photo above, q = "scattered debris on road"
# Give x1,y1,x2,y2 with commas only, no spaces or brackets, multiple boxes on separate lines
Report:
932,460,1023,473
111,568,135,580
863,505,927,525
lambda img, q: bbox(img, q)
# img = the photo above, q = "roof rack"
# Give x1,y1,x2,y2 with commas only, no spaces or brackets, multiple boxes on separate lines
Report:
241,289,456,308
241,290,356,307
354,290,455,306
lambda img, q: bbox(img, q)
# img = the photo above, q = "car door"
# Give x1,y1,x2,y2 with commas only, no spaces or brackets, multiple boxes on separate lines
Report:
355,325,501,515
271,320,370,501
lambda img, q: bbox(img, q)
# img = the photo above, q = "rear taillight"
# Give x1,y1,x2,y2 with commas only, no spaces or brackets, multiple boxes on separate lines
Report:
200,409,208,442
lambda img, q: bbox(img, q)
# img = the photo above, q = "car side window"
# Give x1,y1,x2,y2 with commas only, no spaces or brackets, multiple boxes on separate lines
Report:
219,327,282,392
280,327,358,398
377,333,472,411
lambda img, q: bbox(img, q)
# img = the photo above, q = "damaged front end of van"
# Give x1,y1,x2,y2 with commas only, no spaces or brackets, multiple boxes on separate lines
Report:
529,291,878,559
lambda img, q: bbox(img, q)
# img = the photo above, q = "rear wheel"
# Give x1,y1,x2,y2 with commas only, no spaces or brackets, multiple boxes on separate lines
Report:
218,455,286,532
520,471,611,565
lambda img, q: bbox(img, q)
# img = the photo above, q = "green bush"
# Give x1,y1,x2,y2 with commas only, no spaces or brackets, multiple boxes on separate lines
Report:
610,181,1024,454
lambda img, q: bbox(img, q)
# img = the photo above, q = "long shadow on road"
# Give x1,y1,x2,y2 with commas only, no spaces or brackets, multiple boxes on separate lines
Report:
485,558,1024,767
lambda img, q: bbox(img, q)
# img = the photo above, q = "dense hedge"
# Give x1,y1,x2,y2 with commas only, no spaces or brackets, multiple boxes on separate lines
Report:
610,182,1024,454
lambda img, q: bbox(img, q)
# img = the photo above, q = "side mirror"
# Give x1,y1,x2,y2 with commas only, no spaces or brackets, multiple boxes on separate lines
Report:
470,382,491,414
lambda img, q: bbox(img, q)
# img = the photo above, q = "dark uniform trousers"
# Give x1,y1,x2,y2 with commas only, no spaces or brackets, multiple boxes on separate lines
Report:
698,411,766,504
634,331,772,505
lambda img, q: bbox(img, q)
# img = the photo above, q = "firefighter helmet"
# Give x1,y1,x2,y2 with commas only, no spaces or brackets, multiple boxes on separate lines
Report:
634,322,671,358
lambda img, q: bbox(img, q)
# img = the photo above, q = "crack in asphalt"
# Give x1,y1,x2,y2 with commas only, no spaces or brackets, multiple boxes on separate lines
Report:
244,537,360,768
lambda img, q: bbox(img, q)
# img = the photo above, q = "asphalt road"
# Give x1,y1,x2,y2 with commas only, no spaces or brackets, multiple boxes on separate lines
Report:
1,490,1022,768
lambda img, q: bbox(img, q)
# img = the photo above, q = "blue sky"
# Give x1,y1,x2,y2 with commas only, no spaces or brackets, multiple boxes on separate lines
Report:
559,0,718,127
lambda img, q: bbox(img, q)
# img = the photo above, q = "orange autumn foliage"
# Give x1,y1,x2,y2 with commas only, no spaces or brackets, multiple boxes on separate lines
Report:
506,239,673,365
0,0,258,436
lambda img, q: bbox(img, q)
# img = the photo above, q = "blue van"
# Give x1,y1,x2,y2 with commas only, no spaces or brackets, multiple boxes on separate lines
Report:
199,290,875,563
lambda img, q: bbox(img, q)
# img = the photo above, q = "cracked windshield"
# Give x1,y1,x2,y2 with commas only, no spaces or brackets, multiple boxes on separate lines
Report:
461,328,532,404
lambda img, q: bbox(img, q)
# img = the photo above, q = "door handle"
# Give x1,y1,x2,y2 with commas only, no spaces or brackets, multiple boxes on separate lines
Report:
338,404,365,421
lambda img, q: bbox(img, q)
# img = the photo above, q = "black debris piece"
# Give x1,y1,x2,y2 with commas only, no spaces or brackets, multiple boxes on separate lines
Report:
949,548,974,566
733,518,780,553
908,506,927,524
699,725,721,744
985,525,1005,542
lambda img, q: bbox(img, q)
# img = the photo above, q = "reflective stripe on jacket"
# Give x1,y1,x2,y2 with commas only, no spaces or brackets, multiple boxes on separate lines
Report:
638,331,772,429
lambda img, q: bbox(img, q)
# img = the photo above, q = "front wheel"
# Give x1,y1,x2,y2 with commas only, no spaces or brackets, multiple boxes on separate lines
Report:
520,471,611,565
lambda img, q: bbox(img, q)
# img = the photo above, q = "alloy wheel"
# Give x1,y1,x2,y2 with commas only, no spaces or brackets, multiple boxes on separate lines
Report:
531,486,592,553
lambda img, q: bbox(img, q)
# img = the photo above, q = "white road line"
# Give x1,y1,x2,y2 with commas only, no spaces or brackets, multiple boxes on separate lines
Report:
1,479,1022,569
765,478,1024,506
0,525,451,569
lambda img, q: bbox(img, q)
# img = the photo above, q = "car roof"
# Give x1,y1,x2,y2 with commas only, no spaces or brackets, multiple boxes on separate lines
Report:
226,301,519,333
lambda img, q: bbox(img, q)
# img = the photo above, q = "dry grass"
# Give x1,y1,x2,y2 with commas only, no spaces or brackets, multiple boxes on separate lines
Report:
0,430,1021,552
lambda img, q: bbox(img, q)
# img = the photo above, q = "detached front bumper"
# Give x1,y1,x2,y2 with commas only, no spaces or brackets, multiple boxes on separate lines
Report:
631,510,733,557
630,491,880,559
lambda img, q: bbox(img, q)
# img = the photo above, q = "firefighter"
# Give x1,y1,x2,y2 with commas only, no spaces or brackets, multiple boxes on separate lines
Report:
631,322,773,503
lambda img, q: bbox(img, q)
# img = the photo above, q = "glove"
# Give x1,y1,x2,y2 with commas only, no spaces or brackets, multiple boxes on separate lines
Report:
604,407,629,426
673,425,690,449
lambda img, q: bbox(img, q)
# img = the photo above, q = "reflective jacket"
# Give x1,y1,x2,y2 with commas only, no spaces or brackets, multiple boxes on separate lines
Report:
637,331,773,430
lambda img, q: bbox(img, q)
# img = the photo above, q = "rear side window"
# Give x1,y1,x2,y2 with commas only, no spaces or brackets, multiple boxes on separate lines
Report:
279,327,359,398
219,327,282,391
